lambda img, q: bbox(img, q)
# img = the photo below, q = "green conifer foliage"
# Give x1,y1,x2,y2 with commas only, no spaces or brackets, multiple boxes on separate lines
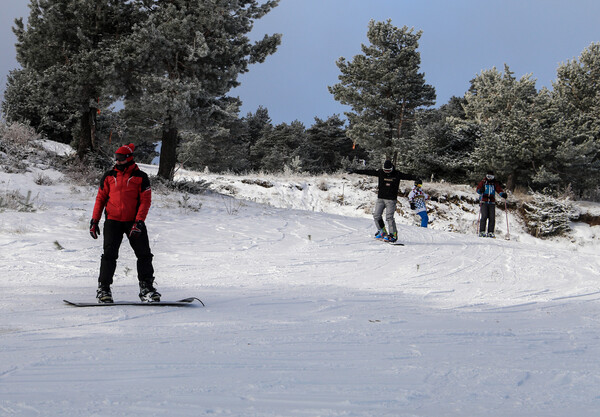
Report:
328,20,435,163
405,96,474,182
116,0,281,179
457,65,549,189
5,0,141,157
251,121,306,172
548,43,600,196
301,115,357,174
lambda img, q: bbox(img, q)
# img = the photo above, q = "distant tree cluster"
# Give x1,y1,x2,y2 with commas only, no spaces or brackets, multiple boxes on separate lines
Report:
178,108,367,174
401,47,600,198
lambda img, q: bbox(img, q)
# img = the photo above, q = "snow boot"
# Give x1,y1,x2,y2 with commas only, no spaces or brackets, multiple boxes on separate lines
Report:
375,228,387,239
96,285,113,303
479,231,487,237
487,232,495,238
384,232,398,243
139,281,161,302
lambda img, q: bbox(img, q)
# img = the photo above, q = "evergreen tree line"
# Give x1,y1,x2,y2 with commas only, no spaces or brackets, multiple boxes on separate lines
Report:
328,20,600,198
179,108,368,174
403,53,600,199
2,6,599,198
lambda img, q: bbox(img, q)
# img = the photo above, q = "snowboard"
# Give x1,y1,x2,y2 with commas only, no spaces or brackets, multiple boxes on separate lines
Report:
63,297,204,307
375,237,404,246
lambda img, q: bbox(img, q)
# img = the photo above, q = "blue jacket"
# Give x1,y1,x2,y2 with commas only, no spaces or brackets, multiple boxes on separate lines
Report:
476,178,506,203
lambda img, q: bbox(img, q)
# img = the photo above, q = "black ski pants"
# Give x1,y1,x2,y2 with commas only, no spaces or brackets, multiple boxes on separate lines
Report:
479,202,496,234
98,219,154,287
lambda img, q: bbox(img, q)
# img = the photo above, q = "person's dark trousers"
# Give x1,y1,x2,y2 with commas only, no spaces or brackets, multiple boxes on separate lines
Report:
98,219,154,287
479,203,496,234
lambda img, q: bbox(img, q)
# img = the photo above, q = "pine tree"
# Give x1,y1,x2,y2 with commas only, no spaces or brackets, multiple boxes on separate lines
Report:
4,0,142,158
547,43,600,196
458,65,550,189
328,20,435,163
251,121,306,172
300,115,355,173
244,106,273,170
404,96,474,182
115,0,281,179
178,97,254,173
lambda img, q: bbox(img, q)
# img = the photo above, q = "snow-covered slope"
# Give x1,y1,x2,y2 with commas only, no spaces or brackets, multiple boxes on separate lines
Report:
1,154,600,416
165,165,600,251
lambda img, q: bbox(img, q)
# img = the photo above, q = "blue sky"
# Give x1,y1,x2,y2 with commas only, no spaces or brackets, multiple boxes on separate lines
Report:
2,0,599,127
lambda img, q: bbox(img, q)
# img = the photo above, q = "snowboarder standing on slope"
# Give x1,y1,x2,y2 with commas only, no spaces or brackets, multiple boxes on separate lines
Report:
408,179,430,228
349,160,414,243
89,143,161,303
476,170,507,238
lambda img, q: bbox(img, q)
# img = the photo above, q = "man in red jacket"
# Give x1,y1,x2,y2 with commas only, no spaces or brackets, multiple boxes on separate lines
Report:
89,143,160,303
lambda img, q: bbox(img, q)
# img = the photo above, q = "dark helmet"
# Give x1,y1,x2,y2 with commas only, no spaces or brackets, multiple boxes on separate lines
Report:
383,160,393,173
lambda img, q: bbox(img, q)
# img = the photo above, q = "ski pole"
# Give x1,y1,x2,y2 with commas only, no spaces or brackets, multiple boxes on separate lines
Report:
504,199,510,240
476,202,481,235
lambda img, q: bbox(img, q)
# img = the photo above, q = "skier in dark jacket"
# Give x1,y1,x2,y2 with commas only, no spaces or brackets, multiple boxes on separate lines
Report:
89,143,160,303
476,170,507,238
350,160,414,242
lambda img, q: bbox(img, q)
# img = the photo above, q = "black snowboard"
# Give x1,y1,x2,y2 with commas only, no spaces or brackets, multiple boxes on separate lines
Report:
64,297,204,307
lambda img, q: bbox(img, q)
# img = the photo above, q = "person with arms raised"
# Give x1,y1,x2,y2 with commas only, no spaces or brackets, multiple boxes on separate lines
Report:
349,160,415,243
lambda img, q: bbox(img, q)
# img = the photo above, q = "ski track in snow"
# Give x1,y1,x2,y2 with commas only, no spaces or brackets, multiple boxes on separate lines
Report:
1,165,600,416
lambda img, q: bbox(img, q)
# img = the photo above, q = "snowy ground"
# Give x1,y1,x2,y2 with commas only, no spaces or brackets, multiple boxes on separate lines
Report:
1,148,600,416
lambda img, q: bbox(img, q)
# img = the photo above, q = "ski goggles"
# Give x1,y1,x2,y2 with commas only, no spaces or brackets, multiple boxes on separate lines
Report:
486,174,495,180
115,153,130,162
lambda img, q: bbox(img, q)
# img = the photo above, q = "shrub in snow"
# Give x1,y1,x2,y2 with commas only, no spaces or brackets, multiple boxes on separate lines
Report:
0,189,36,212
178,193,202,213
152,176,210,195
520,192,576,238
0,122,42,173
34,173,54,186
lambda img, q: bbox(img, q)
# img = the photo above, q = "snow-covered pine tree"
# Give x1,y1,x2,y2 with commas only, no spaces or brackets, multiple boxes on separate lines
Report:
5,0,142,158
328,20,435,164
546,43,600,197
114,0,281,180
459,65,551,190
404,96,475,182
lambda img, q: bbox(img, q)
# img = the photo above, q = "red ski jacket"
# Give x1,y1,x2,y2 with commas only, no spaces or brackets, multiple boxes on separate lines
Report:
92,163,151,223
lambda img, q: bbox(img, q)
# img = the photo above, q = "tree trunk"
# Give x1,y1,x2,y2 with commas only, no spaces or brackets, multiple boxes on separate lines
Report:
397,102,406,139
76,108,96,159
158,123,178,180
506,172,515,192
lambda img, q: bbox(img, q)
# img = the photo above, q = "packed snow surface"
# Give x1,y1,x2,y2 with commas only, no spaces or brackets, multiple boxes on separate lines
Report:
1,160,600,416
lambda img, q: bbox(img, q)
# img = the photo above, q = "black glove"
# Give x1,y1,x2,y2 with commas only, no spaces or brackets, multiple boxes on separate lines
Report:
500,192,507,199
129,220,144,238
410,202,416,210
89,219,100,239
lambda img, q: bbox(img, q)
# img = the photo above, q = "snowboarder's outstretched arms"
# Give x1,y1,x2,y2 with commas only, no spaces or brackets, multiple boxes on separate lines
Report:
350,168,379,177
